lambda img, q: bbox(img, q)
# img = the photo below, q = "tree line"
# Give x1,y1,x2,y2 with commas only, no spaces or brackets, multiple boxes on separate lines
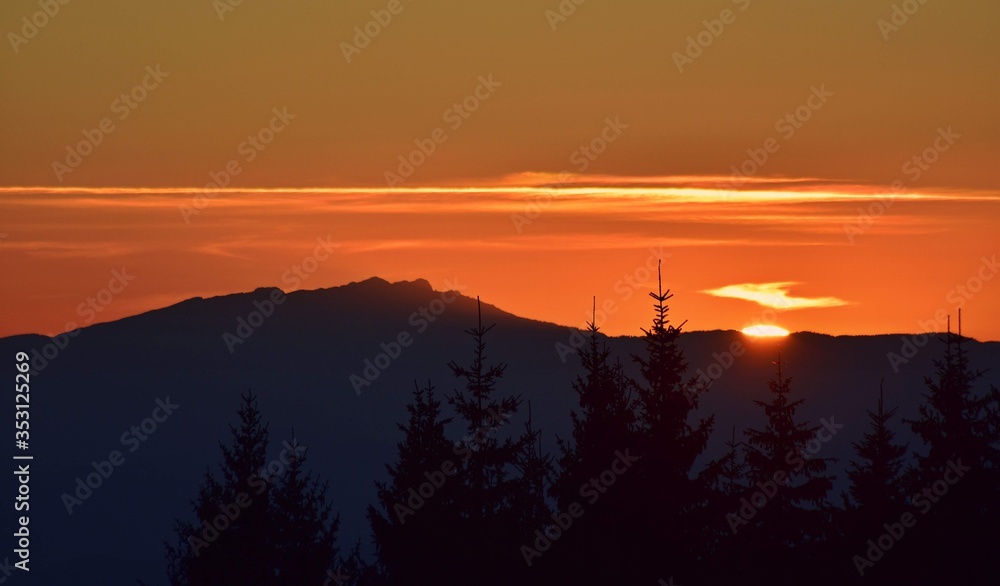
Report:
163,270,1000,585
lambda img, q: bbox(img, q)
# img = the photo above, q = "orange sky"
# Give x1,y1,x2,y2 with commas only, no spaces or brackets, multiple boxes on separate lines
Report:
2,2,998,339
1,182,998,340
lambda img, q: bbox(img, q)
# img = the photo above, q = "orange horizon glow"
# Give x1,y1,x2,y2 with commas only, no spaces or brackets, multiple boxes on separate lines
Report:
2,179,998,342
741,325,791,338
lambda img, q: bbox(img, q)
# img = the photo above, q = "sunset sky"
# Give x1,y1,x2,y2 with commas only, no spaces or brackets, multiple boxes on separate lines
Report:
2,0,998,340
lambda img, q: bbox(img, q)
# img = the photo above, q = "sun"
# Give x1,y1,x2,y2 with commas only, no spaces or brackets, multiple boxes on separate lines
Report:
741,325,790,338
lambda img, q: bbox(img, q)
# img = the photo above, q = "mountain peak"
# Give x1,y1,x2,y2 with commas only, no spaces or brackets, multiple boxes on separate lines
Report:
346,276,434,291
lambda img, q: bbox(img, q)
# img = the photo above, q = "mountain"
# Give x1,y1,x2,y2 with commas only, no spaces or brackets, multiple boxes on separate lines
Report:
2,277,997,585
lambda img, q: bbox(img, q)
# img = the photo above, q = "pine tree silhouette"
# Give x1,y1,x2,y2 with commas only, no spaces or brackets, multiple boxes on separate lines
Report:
272,438,340,585
701,425,753,583
908,312,1000,475
549,300,639,582
166,391,340,585
739,357,833,583
513,402,552,536
555,300,637,505
445,297,531,584
847,380,907,522
629,261,714,581
837,380,908,582
167,391,275,585
367,381,461,585
902,312,1000,582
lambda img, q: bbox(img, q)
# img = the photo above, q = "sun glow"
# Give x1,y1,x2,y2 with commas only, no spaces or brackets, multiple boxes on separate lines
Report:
741,325,791,338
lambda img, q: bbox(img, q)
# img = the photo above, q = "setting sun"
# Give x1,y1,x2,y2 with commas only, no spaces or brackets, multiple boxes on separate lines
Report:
741,325,791,338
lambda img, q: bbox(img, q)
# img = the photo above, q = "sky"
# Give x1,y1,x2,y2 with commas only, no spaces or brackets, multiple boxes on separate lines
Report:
1,0,998,340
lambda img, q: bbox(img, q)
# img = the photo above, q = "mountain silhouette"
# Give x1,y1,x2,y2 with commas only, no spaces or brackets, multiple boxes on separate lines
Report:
1,277,996,585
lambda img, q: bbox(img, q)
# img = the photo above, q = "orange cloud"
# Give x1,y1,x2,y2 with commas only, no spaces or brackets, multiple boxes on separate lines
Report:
703,282,849,310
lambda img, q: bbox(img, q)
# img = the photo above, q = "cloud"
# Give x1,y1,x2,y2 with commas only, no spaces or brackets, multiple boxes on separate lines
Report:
702,282,848,310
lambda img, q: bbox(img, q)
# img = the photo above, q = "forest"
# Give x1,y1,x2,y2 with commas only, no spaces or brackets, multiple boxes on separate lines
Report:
161,272,1000,585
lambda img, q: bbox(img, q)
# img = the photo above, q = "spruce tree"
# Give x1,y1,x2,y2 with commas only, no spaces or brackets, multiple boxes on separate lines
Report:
903,313,1000,582
272,439,339,585
909,313,1000,476
840,381,907,582
446,298,529,584
368,381,461,585
629,262,714,581
166,392,340,586
739,357,833,582
550,304,638,581
167,391,275,585
846,381,907,524
554,304,636,507
513,402,552,536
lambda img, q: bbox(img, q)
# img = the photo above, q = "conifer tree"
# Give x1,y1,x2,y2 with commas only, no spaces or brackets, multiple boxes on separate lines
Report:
513,403,552,535
368,381,461,585
909,312,1000,476
553,302,636,507
272,439,339,585
445,298,530,584
701,426,753,583
738,357,833,581
548,304,639,581
847,381,907,522
903,312,1000,582
629,262,714,580
838,381,908,582
167,391,275,585
166,392,340,586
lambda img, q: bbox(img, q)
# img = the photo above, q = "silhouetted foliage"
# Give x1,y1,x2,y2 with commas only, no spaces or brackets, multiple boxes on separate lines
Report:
548,305,641,582
367,381,462,585
738,357,834,582
444,298,537,584
629,263,715,582
166,391,339,586
158,283,1000,585
847,381,907,522
900,314,1000,583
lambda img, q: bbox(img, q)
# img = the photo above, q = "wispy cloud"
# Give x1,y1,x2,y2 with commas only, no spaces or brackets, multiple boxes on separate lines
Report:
702,282,849,310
